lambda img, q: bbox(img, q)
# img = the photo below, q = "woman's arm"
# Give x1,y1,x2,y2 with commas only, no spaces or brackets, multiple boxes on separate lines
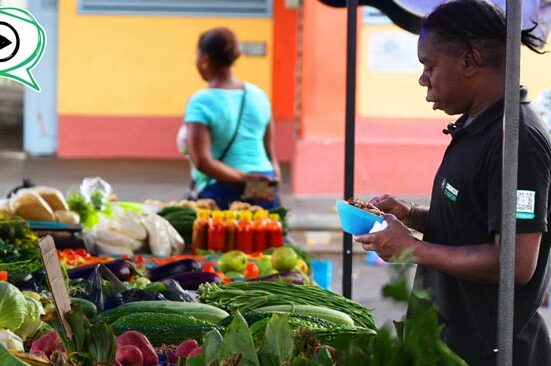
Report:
186,122,246,184
264,120,281,181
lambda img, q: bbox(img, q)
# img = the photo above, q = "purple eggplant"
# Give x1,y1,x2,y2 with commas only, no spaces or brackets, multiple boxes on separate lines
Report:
252,271,308,285
147,258,201,281
67,259,133,281
165,271,221,290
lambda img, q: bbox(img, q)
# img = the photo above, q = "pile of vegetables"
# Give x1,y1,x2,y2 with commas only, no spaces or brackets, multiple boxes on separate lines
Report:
0,217,42,282
198,281,377,331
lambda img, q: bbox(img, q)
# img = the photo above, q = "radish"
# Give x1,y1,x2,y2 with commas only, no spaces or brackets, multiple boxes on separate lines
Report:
116,345,144,366
30,331,61,359
175,339,199,358
187,346,204,358
116,331,158,366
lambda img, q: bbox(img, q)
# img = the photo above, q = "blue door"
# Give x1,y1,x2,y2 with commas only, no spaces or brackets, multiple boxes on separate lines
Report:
24,0,57,155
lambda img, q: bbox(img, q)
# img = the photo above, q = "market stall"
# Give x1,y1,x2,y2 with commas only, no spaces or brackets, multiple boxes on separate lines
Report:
0,178,470,365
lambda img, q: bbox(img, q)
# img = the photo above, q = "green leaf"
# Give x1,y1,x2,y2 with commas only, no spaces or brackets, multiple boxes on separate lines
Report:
258,313,294,366
291,356,321,366
203,329,223,366
0,343,28,366
219,312,259,366
187,353,205,366
313,346,334,366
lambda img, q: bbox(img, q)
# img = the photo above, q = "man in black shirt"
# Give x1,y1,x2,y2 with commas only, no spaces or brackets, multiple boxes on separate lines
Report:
354,1,551,365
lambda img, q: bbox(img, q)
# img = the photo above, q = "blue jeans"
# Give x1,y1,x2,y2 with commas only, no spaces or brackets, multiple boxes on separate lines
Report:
197,171,280,210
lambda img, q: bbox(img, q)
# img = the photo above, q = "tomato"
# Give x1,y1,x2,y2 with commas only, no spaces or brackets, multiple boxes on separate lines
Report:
134,255,145,263
62,249,74,256
75,248,88,257
244,262,259,279
0,271,8,281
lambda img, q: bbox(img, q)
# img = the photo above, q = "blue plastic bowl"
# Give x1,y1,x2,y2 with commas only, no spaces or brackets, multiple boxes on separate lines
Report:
336,200,385,235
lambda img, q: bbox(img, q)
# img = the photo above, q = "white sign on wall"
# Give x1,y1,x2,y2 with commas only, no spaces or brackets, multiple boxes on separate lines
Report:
368,31,420,73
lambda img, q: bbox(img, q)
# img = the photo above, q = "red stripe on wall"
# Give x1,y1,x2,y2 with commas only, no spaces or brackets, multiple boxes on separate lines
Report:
58,115,296,161
58,115,183,158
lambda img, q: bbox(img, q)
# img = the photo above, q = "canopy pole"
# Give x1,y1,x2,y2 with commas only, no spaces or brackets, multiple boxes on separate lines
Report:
498,1,522,365
342,0,358,299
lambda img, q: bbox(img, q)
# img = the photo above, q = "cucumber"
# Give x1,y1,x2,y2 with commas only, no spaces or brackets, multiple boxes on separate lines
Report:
93,300,229,324
218,311,336,329
112,312,221,347
71,297,97,319
253,304,355,327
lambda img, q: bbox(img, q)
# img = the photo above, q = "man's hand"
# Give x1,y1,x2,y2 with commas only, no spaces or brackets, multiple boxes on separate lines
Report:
354,213,418,262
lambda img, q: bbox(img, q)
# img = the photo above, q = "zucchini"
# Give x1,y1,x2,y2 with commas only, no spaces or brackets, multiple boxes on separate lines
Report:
71,297,97,319
158,206,196,217
112,312,221,347
253,305,355,327
93,300,229,324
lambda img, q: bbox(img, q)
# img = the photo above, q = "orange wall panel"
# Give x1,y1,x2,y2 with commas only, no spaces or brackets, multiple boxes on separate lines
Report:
301,2,360,139
272,0,298,121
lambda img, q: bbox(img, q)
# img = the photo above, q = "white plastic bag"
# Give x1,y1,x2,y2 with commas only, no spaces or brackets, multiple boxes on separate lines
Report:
142,214,184,256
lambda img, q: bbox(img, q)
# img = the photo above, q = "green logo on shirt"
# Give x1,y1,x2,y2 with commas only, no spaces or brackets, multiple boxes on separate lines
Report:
442,179,458,202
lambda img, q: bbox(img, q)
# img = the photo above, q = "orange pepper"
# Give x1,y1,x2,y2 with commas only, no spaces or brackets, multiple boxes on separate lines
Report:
203,263,216,273
0,271,8,281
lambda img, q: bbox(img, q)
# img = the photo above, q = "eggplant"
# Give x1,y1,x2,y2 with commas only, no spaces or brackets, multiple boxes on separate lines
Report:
67,259,133,281
147,258,201,281
252,271,308,285
165,271,221,290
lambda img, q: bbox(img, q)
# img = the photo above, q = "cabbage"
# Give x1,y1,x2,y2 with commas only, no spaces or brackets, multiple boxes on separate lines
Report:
15,295,44,340
0,329,24,351
0,283,26,331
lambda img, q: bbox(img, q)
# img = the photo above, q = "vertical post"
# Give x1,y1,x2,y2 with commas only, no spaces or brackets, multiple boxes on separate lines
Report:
498,1,522,365
342,0,357,299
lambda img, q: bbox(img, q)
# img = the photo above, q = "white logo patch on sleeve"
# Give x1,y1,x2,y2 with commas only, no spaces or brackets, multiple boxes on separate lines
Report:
516,190,535,219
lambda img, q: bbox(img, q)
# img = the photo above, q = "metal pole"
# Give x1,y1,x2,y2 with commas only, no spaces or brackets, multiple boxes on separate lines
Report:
497,1,522,365
342,0,357,299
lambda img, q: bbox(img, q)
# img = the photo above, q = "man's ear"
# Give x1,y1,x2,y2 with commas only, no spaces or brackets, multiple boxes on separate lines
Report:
463,48,483,77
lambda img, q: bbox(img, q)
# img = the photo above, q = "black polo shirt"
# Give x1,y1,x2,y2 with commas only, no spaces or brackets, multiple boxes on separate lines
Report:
418,87,551,366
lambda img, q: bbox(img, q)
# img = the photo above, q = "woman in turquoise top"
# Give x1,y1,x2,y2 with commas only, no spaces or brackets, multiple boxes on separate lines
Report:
184,27,280,209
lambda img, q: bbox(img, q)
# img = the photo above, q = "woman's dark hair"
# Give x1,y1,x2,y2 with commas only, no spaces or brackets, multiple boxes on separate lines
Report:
422,0,546,68
198,27,241,67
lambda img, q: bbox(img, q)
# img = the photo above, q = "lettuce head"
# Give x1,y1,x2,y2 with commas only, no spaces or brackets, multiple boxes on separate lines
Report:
0,282,26,331
15,295,45,341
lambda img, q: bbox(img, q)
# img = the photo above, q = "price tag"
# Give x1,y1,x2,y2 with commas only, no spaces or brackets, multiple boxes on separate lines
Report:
38,235,73,339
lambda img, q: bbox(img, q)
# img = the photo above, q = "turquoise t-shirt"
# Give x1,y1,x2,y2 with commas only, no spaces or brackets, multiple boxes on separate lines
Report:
184,82,274,192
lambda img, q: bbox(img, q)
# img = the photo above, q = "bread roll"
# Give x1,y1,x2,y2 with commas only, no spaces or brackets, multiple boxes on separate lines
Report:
33,186,69,211
11,189,55,221
54,210,80,224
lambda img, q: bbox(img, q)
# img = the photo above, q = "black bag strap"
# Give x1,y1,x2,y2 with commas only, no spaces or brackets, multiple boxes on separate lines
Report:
218,86,247,162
